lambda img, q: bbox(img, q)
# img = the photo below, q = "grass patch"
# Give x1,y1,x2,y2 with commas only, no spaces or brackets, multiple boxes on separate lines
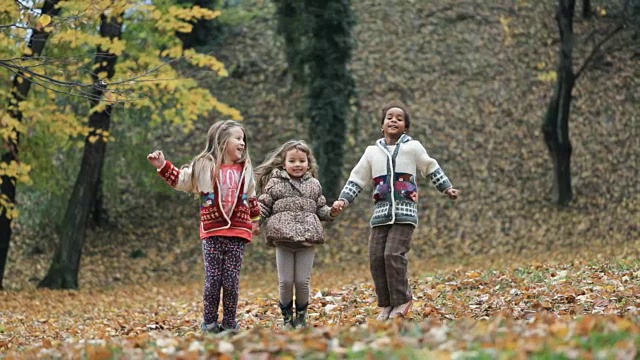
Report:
577,330,635,351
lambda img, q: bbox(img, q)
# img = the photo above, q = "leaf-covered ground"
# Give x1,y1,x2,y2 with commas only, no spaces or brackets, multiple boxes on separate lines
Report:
2,256,639,359
2,0,638,358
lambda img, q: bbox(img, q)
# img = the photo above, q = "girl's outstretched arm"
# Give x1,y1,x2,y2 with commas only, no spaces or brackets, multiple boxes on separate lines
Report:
147,150,196,192
315,182,335,221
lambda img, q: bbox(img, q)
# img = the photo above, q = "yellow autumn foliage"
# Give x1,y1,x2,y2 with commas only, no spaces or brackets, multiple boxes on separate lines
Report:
0,0,241,216
0,161,32,185
0,1,19,14
184,50,229,77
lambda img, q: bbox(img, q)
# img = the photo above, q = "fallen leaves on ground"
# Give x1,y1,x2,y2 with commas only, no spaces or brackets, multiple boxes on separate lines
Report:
2,258,639,359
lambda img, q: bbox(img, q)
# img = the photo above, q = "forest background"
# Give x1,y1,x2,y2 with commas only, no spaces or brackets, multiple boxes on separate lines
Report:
0,0,638,358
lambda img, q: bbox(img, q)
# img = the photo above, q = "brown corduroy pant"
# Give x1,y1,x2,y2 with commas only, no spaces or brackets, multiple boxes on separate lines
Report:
369,224,415,307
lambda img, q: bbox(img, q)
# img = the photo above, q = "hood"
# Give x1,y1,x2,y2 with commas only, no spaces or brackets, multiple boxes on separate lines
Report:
272,168,312,181
376,133,413,147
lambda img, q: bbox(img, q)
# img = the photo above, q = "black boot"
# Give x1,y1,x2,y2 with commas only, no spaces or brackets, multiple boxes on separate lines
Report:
280,301,295,329
295,303,308,328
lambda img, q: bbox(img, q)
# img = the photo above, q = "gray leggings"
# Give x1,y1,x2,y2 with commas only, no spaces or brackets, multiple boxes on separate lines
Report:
276,245,315,309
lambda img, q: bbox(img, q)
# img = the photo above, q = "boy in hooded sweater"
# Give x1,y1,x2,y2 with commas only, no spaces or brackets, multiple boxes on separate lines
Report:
332,101,459,320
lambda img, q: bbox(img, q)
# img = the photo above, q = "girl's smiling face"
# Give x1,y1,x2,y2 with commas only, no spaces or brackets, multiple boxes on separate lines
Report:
382,107,407,138
284,149,309,178
223,127,245,163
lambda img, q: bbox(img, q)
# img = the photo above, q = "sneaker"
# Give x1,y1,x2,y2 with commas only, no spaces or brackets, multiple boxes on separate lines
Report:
388,300,412,318
201,322,219,334
376,306,393,321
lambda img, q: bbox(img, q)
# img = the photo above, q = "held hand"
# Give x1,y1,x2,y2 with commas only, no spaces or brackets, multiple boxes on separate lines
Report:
147,150,166,169
252,221,260,235
329,206,341,218
331,200,346,217
445,188,459,200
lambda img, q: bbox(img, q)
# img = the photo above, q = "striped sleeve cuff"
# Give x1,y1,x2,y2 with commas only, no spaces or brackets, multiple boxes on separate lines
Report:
339,180,363,204
427,167,452,193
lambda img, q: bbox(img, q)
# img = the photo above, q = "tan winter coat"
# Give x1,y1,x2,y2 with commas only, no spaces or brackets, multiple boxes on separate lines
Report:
258,169,334,247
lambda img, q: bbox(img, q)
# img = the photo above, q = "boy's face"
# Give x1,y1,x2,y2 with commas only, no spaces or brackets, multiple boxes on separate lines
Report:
382,107,407,137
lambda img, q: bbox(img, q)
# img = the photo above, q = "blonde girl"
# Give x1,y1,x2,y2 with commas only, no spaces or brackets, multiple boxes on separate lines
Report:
147,120,260,333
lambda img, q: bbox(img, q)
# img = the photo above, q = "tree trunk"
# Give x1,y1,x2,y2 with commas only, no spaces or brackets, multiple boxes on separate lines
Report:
542,0,576,207
89,175,107,229
38,12,123,290
175,0,222,49
583,0,592,18
273,0,305,84
0,0,61,290
305,0,355,200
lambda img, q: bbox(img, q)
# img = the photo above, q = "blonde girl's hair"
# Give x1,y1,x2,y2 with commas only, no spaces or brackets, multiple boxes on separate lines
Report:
255,140,318,194
187,120,250,192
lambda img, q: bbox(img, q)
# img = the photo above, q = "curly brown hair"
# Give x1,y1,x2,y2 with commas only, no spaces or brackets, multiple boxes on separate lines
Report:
380,100,411,131
254,140,319,194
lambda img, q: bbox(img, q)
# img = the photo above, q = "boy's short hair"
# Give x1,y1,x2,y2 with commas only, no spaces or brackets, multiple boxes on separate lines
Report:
380,100,411,130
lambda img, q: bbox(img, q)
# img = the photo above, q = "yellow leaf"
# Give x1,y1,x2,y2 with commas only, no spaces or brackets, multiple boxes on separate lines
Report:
38,14,52,27
467,270,482,279
537,70,557,82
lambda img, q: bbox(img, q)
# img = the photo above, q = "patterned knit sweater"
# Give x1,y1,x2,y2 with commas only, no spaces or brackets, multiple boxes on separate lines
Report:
158,160,260,240
338,134,452,227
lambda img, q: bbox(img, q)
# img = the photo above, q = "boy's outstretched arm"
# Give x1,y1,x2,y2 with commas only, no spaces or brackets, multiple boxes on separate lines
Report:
444,188,459,200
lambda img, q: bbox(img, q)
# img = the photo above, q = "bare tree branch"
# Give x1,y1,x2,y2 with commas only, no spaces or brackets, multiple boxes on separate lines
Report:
574,23,624,79
0,24,31,29
0,53,194,104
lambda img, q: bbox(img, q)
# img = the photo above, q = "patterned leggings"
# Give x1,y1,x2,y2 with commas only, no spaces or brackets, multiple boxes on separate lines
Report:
202,236,246,328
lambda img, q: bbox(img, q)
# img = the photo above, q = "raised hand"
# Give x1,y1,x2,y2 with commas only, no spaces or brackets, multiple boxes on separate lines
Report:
147,150,166,169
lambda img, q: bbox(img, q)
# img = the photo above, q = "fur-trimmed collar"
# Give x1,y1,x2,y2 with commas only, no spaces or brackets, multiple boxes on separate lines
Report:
272,168,312,181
